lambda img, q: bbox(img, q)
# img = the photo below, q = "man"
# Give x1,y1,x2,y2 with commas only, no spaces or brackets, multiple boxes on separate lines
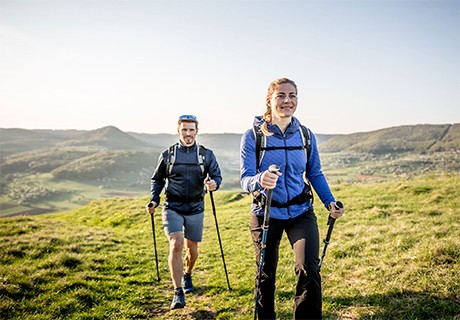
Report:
146,114,222,309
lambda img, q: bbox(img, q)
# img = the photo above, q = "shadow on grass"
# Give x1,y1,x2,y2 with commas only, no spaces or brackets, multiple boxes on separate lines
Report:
190,310,216,320
143,284,252,319
259,289,459,319
323,290,460,319
144,284,459,319
193,284,250,296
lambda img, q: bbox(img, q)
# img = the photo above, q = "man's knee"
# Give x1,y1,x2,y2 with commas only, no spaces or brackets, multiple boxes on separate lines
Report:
186,241,199,259
169,233,184,253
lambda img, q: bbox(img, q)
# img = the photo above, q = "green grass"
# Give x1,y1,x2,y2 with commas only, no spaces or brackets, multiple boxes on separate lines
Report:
1,173,459,319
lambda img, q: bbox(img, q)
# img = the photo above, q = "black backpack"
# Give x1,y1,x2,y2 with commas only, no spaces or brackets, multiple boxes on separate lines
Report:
253,124,311,171
252,124,314,207
166,143,208,176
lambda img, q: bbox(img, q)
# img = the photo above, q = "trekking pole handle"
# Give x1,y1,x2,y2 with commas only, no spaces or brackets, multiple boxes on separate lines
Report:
334,201,344,210
328,201,344,225
148,202,154,208
268,164,280,174
205,174,213,193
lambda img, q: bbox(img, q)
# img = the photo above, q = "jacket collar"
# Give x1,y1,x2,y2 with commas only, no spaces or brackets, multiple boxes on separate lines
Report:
178,141,197,151
254,116,301,137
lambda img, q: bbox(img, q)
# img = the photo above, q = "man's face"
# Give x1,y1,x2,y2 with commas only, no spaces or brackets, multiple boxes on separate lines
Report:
178,121,198,146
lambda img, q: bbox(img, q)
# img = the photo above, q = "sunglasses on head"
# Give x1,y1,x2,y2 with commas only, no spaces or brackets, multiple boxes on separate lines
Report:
179,115,197,121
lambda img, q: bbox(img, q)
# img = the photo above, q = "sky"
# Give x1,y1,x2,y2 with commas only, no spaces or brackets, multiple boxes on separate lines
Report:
0,0,459,135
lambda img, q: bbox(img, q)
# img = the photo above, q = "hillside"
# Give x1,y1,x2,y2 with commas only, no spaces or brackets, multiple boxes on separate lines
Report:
1,123,459,216
50,150,154,180
0,126,152,159
0,128,80,157
319,123,459,154
0,175,459,319
3,123,457,159
59,126,153,150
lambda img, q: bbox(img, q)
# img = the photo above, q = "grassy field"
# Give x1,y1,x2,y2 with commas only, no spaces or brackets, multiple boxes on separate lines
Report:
0,173,459,319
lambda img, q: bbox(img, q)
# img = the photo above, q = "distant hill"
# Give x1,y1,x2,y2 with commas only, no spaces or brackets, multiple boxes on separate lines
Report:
0,126,162,196
1,123,459,178
1,123,459,215
1,147,94,175
58,126,153,150
127,132,244,153
0,126,152,158
2,123,459,180
0,128,79,156
319,123,459,154
127,132,178,149
429,123,460,152
50,150,155,180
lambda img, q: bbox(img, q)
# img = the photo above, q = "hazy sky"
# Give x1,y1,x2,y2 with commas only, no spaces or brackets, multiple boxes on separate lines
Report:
1,0,459,135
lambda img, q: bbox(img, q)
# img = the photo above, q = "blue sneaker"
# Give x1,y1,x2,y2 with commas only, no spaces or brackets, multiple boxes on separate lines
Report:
170,288,185,309
182,273,195,293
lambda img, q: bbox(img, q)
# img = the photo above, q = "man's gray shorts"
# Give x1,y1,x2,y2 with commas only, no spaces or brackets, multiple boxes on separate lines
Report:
162,208,204,242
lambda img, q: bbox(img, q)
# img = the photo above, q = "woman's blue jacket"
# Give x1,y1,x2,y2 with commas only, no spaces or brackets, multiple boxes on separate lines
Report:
240,116,335,219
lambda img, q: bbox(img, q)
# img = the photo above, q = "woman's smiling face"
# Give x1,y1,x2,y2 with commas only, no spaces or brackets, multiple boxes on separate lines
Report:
267,83,298,119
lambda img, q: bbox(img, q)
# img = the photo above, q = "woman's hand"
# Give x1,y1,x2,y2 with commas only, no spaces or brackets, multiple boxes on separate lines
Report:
328,202,344,219
260,170,282,189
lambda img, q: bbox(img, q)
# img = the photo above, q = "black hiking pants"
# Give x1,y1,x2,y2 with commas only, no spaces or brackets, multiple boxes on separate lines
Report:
250,210,322,320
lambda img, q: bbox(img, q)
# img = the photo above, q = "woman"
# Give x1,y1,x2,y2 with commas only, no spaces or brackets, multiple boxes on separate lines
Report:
240,77,344,319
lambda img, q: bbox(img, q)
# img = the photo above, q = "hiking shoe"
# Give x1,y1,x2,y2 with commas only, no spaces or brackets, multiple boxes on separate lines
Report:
182,273,195,293
170,288,185,310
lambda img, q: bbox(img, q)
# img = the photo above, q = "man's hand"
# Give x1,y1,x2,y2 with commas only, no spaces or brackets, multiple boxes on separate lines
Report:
328,201,344,219
204,178,217,192
146,201,157,215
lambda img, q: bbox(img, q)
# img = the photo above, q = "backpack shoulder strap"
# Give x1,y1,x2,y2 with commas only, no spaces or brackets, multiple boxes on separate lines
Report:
253,126,261,168
253,125,266,171
300,125,311,162
197,144,207,174
300,124,314,203
166,143,178,176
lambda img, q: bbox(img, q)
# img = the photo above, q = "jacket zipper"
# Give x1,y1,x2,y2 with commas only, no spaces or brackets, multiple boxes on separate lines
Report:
282,133,291,218
186,146,191,200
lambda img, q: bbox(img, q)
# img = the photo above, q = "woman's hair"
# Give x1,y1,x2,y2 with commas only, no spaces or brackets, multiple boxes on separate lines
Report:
261,77,298,135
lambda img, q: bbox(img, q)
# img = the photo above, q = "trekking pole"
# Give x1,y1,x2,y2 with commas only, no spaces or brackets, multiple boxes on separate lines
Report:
318,201,344,271
254,164,279,320
148,202,161,282
209,189,232,290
